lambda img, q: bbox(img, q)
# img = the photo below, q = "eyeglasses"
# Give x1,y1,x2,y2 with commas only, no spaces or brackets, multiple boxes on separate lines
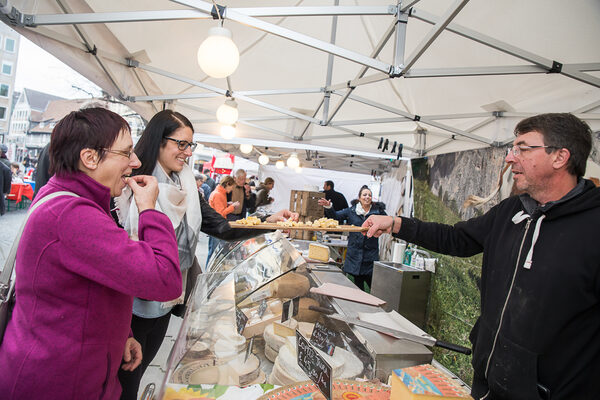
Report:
165,137,197,151
507,145,560,157
104,148,135,159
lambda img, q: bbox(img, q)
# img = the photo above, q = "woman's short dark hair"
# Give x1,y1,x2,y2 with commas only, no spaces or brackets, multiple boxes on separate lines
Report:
514,113,592,177
219,175,235,187
49,107,130,176
133,110,194,176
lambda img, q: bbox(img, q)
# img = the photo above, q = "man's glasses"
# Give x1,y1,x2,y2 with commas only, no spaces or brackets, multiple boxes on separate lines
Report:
165,137,197,151
507,145,559,157
104,148,135,159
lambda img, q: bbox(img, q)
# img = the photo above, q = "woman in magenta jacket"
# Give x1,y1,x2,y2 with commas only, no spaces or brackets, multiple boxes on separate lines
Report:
0,108,182,400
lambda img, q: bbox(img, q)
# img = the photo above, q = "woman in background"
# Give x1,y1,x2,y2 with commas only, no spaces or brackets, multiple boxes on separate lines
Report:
255,177,275,208
116,110,297,400
318,185,386,291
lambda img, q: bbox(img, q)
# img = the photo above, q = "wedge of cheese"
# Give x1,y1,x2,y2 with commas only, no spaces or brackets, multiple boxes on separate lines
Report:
308,243,330,262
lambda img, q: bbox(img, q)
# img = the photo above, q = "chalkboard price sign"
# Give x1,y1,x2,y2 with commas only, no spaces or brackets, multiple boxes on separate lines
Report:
257,299,268,318
281,296,300,323
235,307,248,335
310,321,337,356
296,330,332,400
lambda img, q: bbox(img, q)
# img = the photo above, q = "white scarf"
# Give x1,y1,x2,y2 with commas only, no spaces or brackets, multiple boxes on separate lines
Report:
355,202,371,216
115,162,202,307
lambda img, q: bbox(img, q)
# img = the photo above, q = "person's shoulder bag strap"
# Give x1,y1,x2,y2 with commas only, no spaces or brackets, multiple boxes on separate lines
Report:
0,191,80,302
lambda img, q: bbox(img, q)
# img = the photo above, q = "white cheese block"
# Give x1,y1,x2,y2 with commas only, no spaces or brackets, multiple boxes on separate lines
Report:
308,243,330,262
264,343,279,363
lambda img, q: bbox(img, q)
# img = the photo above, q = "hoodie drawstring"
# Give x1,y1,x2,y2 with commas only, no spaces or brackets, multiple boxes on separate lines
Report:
512,211,546,269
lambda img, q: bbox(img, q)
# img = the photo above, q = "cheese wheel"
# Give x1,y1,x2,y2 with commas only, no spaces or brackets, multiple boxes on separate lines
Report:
309,243,330,262
264,343,279,363
273,272,310,298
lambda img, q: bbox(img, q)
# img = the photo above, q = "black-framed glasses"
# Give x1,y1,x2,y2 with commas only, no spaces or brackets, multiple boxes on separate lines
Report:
165,137,197,151
507,145,560,157
104,148,135,159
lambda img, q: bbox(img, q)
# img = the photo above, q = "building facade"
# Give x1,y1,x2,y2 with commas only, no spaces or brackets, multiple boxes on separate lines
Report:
0,23,19,148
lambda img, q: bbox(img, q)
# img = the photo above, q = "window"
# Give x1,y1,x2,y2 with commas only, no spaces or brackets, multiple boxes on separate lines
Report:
0,107,6,120
0,83,8,97
4,37,15,52
2,62,12,76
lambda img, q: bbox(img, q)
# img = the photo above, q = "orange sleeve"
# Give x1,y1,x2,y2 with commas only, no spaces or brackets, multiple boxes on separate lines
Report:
209,191,235,218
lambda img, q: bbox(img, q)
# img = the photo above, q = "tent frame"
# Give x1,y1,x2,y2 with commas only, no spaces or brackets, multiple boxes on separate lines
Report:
1,0,598,160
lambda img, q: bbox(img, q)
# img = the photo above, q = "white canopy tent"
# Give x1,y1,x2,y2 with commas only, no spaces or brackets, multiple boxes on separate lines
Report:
1,0,598,174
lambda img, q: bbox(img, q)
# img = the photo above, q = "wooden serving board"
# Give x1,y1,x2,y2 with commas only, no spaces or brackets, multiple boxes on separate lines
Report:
228,222,368,232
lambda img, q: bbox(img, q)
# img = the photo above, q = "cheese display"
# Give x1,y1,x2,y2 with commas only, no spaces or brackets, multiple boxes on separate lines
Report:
390,364,472,400
308,243,330,262
235,216,263,225
162,232,376,399
267,336,364,386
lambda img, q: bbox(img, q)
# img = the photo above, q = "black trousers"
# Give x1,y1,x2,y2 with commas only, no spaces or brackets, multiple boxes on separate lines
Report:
349,273,372,292
118,312,172,400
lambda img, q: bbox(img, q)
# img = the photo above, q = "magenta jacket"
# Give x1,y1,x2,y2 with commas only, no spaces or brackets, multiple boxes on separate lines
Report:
0,173,182,399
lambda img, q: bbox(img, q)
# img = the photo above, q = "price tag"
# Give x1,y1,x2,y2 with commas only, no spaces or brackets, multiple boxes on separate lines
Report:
257,299,268,318
310,321,337,356
235,307,248,335
296,330,332,400
281,296,300,323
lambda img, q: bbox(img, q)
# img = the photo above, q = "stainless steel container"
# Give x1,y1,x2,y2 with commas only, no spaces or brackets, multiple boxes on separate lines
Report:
371,261,431,329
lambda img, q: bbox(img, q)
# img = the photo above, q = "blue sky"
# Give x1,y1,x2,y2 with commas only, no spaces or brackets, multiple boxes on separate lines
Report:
15,36,102,99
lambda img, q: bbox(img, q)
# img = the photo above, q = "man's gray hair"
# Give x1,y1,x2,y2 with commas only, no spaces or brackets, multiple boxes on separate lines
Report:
235,169,246,178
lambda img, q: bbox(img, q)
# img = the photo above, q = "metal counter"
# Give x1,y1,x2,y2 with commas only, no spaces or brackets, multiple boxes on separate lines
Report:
307,265,433,381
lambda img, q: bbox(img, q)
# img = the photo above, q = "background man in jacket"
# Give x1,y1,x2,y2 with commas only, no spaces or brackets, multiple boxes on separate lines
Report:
322,180,348,211
364,113,599,400
226,169,256,220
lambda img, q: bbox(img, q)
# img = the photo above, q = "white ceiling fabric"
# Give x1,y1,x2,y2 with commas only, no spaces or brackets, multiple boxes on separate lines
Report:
3,0,599,172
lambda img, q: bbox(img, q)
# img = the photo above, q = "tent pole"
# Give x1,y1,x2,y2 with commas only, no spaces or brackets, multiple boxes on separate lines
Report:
410,7,600,88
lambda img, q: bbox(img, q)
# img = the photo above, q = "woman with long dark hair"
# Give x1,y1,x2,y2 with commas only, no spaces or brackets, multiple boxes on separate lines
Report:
318,185,386,291
115,110,297,399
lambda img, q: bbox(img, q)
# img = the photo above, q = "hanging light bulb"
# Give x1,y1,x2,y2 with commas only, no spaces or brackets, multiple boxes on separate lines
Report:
275,160,285,169
258,154,270,165
295,166,303,173
240,143,253,154
197,27,240,78
286,152,300,168
216,98,239,125
220,125,235,140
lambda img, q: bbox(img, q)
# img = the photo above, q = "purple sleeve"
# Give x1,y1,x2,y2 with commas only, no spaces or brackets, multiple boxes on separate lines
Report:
57,203,182,301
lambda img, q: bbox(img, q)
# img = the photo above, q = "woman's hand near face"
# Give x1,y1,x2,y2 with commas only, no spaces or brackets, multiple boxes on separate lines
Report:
127,175,159,212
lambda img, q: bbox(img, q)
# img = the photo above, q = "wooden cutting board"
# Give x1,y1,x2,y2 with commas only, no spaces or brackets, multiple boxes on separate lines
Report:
228,222,368,232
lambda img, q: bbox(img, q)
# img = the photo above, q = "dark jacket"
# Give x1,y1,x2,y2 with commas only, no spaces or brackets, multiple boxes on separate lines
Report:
325,202,386,275
395,180,600,400
34,142,51,199
323,188,349,211
204,175,216,191
0,161,10,215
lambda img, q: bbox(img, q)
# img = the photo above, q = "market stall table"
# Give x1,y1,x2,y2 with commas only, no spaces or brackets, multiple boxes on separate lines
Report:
6,183,34,210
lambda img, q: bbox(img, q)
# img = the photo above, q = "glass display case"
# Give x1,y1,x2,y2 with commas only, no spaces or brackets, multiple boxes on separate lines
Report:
158,231,375,399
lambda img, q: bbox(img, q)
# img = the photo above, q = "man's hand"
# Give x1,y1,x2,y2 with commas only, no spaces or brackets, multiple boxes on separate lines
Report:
127,175,159,212
231,201,240,208
121,337,142,371
363,215,400,238
266,209,300,223
318,198,332,207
